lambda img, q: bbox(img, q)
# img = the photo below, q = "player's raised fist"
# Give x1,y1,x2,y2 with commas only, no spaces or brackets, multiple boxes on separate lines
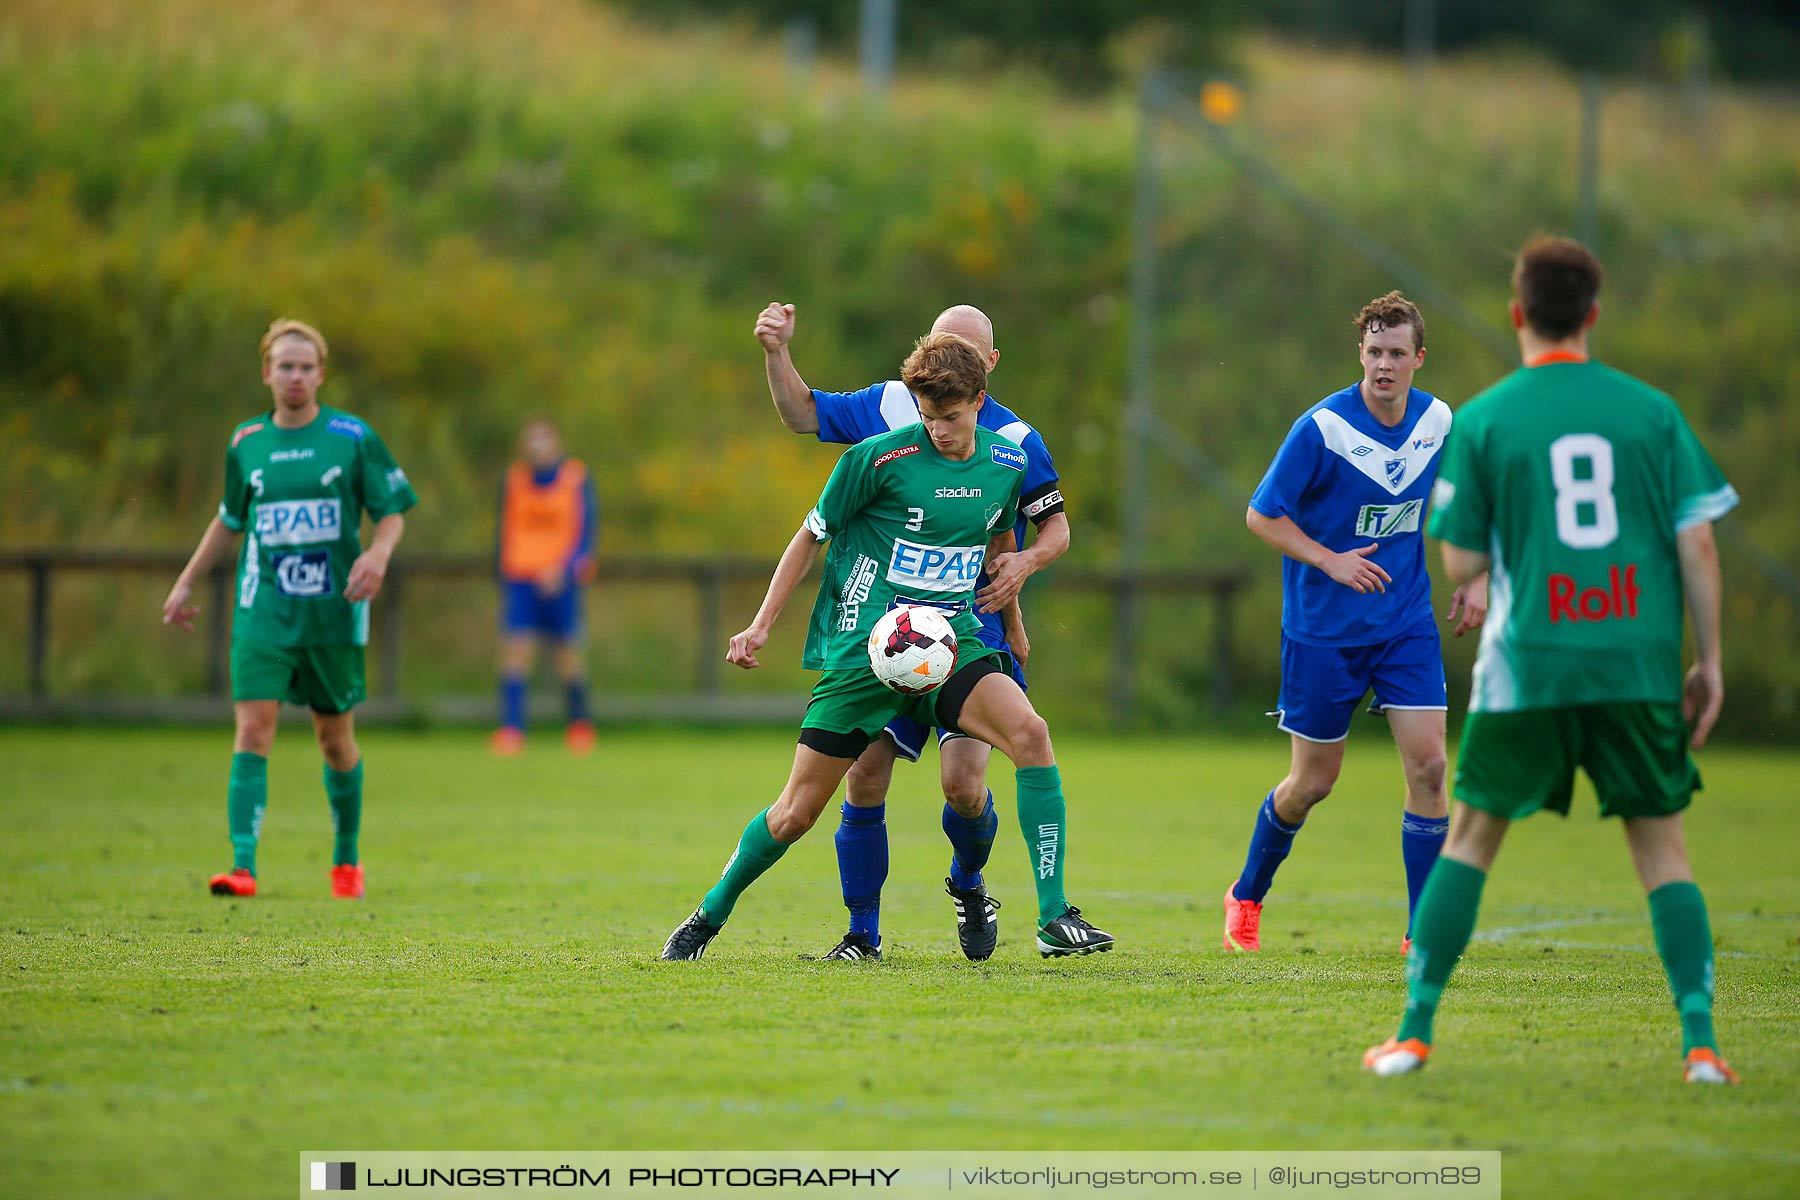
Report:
727,624,769,669
754,302,796,351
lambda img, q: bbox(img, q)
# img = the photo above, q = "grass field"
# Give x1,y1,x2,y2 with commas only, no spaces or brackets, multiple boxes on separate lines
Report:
2,727,1796,1198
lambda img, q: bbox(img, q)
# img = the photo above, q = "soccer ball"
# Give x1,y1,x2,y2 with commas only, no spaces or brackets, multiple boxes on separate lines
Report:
867,605,959,695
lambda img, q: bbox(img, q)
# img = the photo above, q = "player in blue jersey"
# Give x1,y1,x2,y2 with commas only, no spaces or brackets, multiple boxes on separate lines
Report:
755,300,1071,961
1223,292,1488,953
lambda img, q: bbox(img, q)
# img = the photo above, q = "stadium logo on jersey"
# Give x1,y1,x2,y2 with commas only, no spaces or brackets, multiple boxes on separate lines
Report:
254,498,342,546
1355,499,1423,538
1384,457,1408,488
887,538,985,594
990,445,1028,471
873,444,921,470
838,555,879,632
231,422,265,448
327,416,366,440
274,551,333,597
935,487,982,498
269,448,314,463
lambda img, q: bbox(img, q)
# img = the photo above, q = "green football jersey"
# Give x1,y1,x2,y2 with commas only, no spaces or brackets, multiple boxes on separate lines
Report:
1428,359,1736,711
217,404,419,647
801,424,1025,672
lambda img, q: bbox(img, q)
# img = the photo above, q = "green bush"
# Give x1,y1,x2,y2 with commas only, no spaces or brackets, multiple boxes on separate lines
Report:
1,1,1794,734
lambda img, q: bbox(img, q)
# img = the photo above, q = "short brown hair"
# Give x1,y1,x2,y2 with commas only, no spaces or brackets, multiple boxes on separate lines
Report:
1354,291,1425,352
260,318,329,364
1513,236,1604,340
902,331,988,407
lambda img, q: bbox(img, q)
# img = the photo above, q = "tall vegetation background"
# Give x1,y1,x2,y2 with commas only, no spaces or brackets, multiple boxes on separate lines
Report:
2,0,1795,734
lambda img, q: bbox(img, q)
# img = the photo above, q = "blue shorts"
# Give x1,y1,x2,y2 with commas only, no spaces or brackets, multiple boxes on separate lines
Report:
500,579,584,641
1270,623,1446,743
883,641,1025,763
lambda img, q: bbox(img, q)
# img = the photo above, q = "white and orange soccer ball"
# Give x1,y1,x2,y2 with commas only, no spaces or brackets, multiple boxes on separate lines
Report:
867,605,959,695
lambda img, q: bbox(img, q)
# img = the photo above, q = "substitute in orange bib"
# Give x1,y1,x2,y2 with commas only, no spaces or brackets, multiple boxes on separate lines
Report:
493,417,599,755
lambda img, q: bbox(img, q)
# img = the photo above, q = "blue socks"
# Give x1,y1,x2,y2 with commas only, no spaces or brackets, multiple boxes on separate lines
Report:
500,675,526,730
943,791,998,889
1401,812,1449,936
566,679,590,725
835,802,888,946
1235,792,1303,903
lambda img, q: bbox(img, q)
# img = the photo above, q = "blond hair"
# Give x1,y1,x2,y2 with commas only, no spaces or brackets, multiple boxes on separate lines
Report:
259,318,329,364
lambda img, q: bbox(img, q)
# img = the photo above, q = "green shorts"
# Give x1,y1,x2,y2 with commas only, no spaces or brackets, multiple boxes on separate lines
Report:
800,648,1011,758
231,642,367,714
1455,702,1701,821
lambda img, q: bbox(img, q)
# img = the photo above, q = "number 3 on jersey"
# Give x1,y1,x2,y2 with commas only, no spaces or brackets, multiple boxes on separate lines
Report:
905,507,925,532
1549,434,1618,549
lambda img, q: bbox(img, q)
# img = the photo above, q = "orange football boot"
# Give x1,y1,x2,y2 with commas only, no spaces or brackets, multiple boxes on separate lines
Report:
330,863,365,899
489,727,525,756
564,720,597,755
1683,1048,1741,1085
209,867,257,897
1363,1037,1432,1076
1222,882,1262,951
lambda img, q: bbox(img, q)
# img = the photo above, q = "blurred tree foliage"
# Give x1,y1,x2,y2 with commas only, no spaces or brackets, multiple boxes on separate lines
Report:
1,0,1795,732
623,0,1800,84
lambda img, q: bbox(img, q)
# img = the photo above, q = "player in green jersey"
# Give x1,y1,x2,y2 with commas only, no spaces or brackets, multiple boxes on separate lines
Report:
660,332,1114,961
162,319,419,900
1363,238,1741,1085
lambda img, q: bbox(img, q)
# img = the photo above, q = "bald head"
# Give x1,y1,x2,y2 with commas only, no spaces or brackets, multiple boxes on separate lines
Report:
930,305,997,371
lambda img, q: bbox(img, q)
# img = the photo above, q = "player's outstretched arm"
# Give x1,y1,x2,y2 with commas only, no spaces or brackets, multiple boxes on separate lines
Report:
162,515,240,632
727,525,824,670
976,512,1069,614
345,513,405,602
755,302,818,435
1677,521,1724,748
1247,507,1393,595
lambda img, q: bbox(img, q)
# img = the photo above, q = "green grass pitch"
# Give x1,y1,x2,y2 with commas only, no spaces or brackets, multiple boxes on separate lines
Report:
2,727,1795,1198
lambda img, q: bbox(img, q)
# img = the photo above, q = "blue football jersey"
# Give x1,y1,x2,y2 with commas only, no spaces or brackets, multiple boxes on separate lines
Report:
814,380,1063,649
1248,384,1452,647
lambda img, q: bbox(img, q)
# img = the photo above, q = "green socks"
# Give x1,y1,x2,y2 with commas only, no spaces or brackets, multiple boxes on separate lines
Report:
700,807,790,926
324,761,363,866
1015,765,1068,926
1649,881,1718,1054
227,752,268,874
1396,857,1487,1045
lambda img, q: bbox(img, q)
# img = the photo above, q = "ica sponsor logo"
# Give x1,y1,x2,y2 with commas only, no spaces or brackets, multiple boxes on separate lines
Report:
886,538,986,594
274,551,333,597
254,498,342,546
1548,564,1640,623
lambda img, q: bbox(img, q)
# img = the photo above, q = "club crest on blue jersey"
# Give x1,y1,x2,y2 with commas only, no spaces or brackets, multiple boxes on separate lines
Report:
990,444,1027,471
1385,457,1408,488
327,416,366,440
